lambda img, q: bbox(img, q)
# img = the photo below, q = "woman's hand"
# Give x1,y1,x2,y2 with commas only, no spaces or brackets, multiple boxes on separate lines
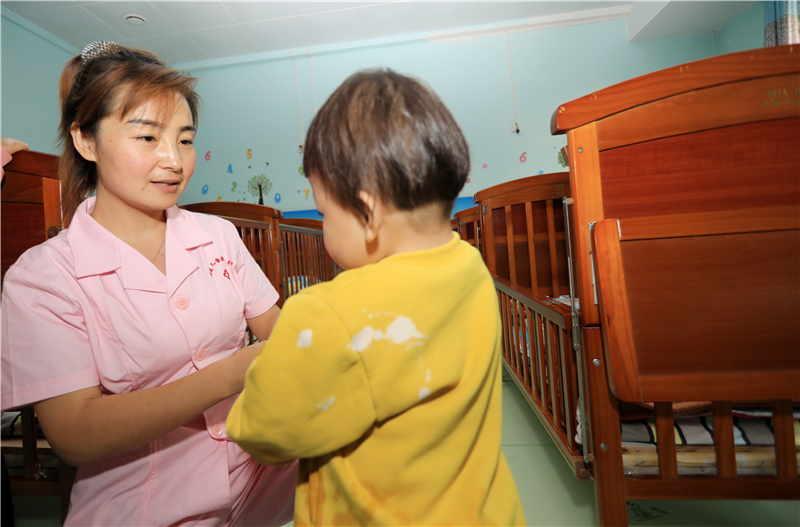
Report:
1,138,29,155
219,341,265,395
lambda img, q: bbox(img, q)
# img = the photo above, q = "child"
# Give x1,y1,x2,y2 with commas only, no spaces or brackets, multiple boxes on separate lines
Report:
226,69,526,526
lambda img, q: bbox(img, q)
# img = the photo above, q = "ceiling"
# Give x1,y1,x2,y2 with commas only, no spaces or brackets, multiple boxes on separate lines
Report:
2,1,753,65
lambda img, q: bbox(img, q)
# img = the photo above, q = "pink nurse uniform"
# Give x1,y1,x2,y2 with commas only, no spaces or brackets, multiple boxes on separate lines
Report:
1,197,297,526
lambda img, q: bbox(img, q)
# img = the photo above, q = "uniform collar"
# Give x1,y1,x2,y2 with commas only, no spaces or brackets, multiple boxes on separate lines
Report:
69,198,213,295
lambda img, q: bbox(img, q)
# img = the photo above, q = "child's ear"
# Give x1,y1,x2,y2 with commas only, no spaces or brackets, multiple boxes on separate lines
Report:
71,125,98,163
359,190,382,244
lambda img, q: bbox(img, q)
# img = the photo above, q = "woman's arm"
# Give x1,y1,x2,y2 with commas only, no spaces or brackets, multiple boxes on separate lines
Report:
246,304,281,342
33,344,261,467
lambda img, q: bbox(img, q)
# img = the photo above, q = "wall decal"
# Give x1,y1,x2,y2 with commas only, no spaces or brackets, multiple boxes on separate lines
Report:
482,163,488,169
231,182,238,191
298,166,304,175
216,196,222,202
246,148,252,159
227,164,233,174
201,185,209,194
205,151,211,161
248,174,273,205
274,193,281,203
520,152,527,163
304,189,310,200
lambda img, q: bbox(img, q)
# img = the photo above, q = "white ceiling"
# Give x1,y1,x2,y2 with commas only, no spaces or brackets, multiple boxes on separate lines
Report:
2,1,753,65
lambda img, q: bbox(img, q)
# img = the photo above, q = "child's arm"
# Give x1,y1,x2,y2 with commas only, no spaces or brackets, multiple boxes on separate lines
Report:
227,293,376,464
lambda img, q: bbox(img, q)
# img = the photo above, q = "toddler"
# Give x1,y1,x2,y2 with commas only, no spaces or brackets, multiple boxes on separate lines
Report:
227,69,526,526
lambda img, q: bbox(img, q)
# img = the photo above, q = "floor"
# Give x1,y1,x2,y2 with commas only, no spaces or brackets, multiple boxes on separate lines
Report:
6,374,800,526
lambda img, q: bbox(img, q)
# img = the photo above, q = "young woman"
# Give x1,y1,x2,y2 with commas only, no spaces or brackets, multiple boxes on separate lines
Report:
0,42,296,526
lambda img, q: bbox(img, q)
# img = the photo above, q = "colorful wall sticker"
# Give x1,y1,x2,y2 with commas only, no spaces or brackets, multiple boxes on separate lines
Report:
246,148,252,159
231,182,238,191
274,193,281,204
204,151,211,161
227,164,233,173
248,174,273,205
201,185,209,194
520,152,527,163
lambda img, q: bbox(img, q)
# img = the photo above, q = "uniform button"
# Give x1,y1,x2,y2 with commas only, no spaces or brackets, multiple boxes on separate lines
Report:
212,424,224,437
195,348,207,361
176,297,190,309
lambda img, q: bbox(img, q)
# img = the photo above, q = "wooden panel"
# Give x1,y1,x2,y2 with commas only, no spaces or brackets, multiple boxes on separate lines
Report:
772,399,800,480
712,401,736,479
622,231,799,379
626,478,800,500
598,118,800,220
654,402,677,479
566,124,602,326
182,201,282,222
1,172,45,203
551,45,799,134
640,372,800,402
581,327,628,527
619,206,799,241
592,219,641,401
1,202,47,284
596,74,800,150
473,172,569,202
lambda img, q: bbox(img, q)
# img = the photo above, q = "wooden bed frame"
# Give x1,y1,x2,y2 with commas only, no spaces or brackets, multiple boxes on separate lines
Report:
478,44,799,526
180,203,340,305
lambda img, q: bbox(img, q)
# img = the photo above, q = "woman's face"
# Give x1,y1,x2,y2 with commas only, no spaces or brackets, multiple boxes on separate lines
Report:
86,94,196,219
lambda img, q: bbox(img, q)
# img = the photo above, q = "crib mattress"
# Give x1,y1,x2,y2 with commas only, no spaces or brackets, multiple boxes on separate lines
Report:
622,444,800,476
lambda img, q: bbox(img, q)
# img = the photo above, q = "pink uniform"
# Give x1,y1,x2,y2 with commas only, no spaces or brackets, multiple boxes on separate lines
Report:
1,197,296,526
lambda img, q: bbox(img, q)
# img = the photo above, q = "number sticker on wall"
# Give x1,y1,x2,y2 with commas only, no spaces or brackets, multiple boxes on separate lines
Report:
274,193,281,204
304,189,310,200
205,151,211,161
227,164,233,174
298,166,304,175
520,152,527,163
246,148,252,159
202,185,209,194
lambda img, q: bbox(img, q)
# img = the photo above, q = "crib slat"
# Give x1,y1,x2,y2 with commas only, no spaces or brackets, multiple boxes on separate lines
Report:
558,326,574,448
546,199,560,297
712,401,736,479
535,313,546,404
525,202,539,293
505,205,517,286
546,320,558,419
772,399,799,480
654,402,678,479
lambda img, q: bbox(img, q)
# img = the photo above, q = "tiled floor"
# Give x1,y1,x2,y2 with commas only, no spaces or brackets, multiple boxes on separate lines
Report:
8,376,800,526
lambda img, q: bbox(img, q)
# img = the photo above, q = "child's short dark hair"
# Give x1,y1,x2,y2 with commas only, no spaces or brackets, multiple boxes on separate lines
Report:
303,69,469,219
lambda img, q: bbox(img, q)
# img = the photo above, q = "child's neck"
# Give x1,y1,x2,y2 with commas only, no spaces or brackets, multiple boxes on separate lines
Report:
376,205,454,258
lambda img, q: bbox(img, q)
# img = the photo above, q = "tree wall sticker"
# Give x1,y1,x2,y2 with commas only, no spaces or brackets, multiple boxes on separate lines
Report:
248,174,273,205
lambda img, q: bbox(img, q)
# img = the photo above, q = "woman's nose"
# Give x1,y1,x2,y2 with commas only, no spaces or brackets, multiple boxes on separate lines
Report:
159,141,182,170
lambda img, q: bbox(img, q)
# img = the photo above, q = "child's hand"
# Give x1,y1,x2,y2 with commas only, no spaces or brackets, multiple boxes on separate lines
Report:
221,342,265,396
1,138,30,155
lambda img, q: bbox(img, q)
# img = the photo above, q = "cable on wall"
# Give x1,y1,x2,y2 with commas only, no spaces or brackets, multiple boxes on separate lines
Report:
506,34,521,133
307,46,317,114
291,49,303,146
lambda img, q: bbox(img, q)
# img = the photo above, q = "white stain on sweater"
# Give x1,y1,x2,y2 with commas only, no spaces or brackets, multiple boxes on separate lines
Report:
297,329,313,347
317,396,335,411
418,387,431,400
351,316,426,352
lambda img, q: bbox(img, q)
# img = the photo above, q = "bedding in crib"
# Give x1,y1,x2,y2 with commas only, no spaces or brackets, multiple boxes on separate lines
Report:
575,405,800,476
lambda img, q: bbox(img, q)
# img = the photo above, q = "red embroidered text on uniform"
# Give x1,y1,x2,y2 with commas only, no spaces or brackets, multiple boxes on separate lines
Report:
208,256,234,279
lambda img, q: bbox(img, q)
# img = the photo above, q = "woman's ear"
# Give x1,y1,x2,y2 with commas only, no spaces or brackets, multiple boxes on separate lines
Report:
70,125,98,162
359,190,382,244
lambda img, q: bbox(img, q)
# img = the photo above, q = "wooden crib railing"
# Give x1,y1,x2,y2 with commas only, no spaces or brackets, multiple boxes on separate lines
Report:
279,218,342,301
495,280,587,480
453,205,481,252
475,172,571,300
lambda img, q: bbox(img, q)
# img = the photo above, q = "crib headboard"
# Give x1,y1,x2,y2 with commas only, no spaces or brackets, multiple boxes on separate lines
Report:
1,150,62,285
474,172,571,299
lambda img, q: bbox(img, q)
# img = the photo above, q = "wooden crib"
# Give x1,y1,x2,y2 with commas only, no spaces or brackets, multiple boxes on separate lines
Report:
181,202,341,305
479,44,799,526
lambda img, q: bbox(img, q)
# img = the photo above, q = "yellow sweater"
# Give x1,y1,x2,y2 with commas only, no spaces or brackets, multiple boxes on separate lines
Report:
227,233,525,526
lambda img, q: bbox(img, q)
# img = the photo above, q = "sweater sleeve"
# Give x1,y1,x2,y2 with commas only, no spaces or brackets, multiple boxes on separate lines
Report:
226,292,376,464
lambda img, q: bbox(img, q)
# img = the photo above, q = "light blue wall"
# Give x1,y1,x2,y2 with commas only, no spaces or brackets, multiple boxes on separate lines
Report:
2,7,765,214
1,7,77,153
180,18,716,211
714,1,765,56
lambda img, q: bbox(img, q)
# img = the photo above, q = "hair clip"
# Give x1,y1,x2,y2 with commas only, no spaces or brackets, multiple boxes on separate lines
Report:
81,41,118,65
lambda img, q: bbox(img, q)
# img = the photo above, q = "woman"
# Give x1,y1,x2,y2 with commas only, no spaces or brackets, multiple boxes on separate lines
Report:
0,42,296,526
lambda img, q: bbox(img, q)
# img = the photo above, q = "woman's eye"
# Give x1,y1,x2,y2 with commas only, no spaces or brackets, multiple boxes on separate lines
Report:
139,136,156,142
180,139,194,146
